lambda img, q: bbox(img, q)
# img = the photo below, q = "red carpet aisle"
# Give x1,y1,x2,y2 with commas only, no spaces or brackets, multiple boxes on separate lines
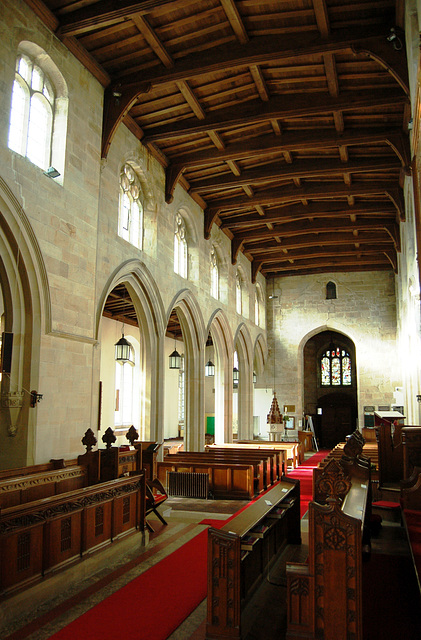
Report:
288,449,329,517
4,452,328,640
48,530,208,640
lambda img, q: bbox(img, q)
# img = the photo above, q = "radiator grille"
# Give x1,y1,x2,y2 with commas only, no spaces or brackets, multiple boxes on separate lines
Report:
167,471,209,499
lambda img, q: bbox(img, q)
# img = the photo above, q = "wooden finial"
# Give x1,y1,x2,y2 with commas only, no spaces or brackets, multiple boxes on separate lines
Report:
102,426,116,449
126,424,139,446
81,428,97,453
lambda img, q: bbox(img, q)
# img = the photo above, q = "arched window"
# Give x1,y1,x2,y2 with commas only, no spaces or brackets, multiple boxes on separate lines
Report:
210,246,219,299
326,281,337,300
255,283,263,325
118,164,143,248
174,213,187,277
236,271,242,315
115,340,136,426
321,344,352,386
9,52,55,170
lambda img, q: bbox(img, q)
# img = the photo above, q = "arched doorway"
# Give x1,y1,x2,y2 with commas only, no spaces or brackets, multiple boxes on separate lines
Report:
303,330,357,449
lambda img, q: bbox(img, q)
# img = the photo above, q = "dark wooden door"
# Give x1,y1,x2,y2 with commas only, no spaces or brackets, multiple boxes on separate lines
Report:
319,395,355,449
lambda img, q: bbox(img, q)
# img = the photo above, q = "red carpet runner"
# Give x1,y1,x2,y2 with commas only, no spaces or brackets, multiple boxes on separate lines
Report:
288,449,329,517
49,529,208,640
42,451,328,640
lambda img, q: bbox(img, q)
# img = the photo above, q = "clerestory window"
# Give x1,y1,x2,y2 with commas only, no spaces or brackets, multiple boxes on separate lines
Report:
236,271,243,315
210,246,219,299
118,164,143,249
174,213,188,278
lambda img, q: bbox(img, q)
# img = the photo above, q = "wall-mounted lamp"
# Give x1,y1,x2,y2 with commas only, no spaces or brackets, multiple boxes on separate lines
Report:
416,395,421,403
386,27,402,50
43,166,60,179
115,333,133,363
169,340,181,369
30,390,43,407
205,359,215,377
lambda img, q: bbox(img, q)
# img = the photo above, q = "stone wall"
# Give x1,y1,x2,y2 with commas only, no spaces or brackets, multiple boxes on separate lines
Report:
261,271,400,429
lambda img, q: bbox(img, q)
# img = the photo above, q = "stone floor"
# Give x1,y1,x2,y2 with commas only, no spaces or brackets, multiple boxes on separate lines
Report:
0,479,415,640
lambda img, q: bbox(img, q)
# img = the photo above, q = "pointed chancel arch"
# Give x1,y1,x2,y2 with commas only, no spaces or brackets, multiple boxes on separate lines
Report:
234,323,254,441
0,175,50,467
300,325,358,449
97,260,166,443
253,333,268,380
167,289,206,451
206,309,234,444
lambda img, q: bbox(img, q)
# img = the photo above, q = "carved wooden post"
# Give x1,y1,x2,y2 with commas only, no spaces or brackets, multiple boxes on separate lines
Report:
206,528,242,639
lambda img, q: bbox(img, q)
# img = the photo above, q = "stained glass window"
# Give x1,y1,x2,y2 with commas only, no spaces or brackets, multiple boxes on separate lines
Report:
320,345,352,386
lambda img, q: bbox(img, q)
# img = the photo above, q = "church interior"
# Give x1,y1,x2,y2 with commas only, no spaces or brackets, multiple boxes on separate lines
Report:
1,1,421,638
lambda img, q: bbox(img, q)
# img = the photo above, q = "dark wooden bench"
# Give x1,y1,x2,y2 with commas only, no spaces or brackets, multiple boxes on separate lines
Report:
286,452,371,640
203,446,281,485
0,465,89,509
237,440,302,468
206,477,300,639
157,459,255,499
168,450,270,493
0,473,146,596
401,466,421,593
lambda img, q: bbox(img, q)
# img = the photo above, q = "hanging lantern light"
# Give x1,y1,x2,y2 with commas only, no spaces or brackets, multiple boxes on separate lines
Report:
169,340,181,369
205,359,215,377
233,366,239,386
115,333,133,363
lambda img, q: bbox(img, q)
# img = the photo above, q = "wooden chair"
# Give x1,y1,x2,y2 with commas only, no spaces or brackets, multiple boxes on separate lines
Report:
145,478,168,532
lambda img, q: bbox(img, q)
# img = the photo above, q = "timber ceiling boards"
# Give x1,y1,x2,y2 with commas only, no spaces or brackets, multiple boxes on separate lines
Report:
33,0,410,280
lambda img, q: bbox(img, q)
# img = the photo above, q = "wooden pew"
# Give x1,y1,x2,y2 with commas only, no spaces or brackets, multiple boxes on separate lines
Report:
157,459,255,500
402,427,421,479
0,473,146,596
0,465,89,509
206,477,300,640
169,450,271,493
401,467,421,593
211,440,299,470
286,454,371,640
238,440,302,468
203,446,282,484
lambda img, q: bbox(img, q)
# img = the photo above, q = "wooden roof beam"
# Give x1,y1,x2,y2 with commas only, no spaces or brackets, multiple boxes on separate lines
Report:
190,157,401,194
205,182,402,215
55,0,176,36
235,219,399,244
115,27,407,92
166,127,409,170
220,202,397,229
220,0,248,44
165,126,410,203
246,231,394,254
143,89,407,143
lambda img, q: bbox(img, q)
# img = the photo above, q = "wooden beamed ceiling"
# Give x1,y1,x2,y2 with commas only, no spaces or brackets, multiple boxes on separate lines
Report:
31,0,410,281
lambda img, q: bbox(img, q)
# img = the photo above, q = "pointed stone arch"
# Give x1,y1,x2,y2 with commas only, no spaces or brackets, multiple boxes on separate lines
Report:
167,289,206,450
206,309,234,443
97,259,166,442
253,333,268,377
234,323,254,440
300,324,358,448
0,175,50,466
